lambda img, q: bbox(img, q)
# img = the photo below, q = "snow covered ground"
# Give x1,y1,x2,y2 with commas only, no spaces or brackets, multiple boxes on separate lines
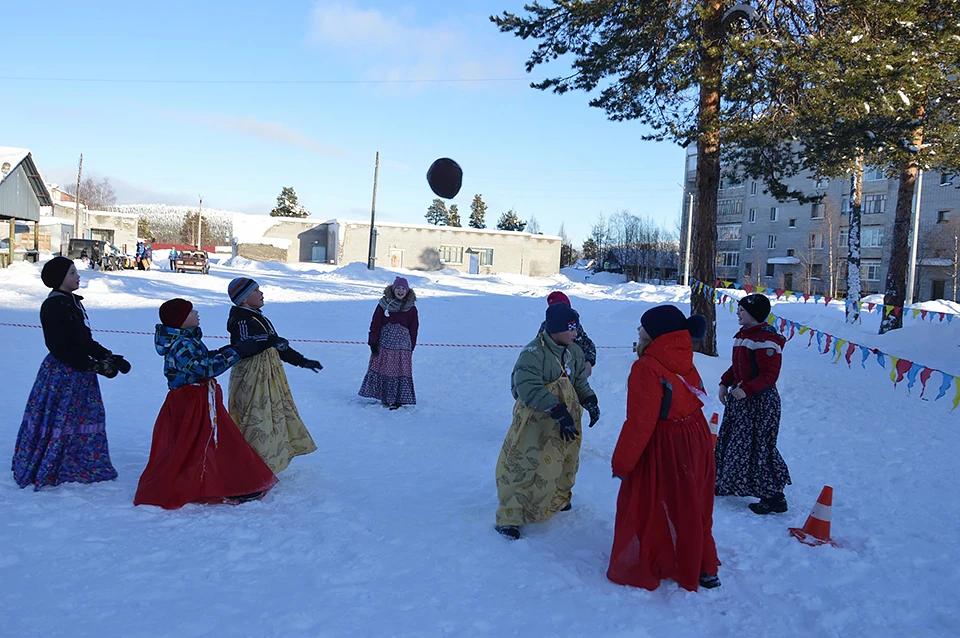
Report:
1,259,958,637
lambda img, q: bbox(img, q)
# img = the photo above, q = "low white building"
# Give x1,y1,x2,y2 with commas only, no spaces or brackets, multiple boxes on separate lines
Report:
233,215,562,277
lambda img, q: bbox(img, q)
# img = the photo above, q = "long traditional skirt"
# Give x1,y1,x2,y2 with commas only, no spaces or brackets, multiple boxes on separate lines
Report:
715,387,791,499
495,377,582,527
134,380,278,510
12,355,117,490
228,347,317,473
359,323,416,406
607,411,720,592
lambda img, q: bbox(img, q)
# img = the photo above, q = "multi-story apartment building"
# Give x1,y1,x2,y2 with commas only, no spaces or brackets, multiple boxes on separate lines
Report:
682,146,960,301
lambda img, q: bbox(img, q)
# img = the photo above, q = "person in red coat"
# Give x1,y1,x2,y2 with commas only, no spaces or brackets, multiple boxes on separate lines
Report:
608,305,720,591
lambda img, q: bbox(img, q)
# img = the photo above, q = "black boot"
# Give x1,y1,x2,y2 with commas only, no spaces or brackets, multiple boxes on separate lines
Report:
749,493,788,515
495,525,522,540
230,491,264,503
388,402,402,411
699,573,721,589
560,502,572,512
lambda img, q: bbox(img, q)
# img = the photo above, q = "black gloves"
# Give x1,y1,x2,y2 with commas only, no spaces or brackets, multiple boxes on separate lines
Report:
582,396,600,428
109,354,131,374
302,359,323,373
233,337,275,359
370,343,379,357
90,358,118,379
549,403,579,442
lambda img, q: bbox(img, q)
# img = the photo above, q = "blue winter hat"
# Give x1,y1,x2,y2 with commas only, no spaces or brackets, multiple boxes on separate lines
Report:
545,303,578,334
228,277,259,305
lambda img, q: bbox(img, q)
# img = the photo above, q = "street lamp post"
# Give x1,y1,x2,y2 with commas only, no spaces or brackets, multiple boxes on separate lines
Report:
906,168,923,305
678,182,694,286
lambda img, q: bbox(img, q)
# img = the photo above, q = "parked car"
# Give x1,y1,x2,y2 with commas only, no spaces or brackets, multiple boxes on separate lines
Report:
173,249,210,274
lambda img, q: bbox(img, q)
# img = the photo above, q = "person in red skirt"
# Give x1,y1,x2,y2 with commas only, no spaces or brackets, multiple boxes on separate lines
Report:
134,298,279,509
608,305,720,591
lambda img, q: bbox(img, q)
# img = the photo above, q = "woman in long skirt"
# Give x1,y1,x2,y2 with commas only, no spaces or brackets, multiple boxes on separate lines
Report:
12,257,130,490
359,277,419,409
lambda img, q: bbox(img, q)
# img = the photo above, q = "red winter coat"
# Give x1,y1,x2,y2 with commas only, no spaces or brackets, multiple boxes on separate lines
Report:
719,323,785,396
608,330,719,592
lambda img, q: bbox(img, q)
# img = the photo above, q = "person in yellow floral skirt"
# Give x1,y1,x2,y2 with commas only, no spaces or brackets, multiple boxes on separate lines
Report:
494,303,600,540
226,278,320,473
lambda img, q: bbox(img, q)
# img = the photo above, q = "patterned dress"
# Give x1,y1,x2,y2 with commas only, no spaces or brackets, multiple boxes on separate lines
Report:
359,287,419,406
12,291,117,490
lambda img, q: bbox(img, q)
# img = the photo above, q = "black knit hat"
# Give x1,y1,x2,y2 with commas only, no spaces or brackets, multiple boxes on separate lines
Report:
426,158,462,199
641,305,706,341
739,293,771,323
545,303,578,334
41,256,74,289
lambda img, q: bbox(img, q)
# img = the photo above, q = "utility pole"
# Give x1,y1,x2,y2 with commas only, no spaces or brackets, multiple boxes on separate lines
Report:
74,154,83,239
367,152,380,270
906,169,923,305
197,195,203,249
678,183,694,287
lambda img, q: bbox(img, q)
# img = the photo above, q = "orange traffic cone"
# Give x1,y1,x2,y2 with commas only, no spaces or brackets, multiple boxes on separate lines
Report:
709,413,719,447
789,486,838,547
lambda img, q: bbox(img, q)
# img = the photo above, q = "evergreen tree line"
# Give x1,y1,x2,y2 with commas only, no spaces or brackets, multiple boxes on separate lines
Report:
424,193,531,232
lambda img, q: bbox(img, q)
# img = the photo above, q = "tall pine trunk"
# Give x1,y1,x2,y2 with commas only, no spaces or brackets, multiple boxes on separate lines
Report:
691,1,723,357
846,162,863,324
880,110,925,334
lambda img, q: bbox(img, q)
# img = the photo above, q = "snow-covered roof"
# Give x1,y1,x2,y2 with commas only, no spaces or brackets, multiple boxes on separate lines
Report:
335,218,562,240
767,257,801,265
86,209,139,220
0,146,52,206
38,216,75,227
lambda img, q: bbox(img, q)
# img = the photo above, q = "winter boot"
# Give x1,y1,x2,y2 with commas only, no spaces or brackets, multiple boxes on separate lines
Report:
388,403,402,411
560,502,572,512
699,573,721,589
230,491,265,503
749,493,788,515
495,525,522,540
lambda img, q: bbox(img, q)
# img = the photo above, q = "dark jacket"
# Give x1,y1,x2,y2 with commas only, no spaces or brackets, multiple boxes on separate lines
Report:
154,324,241,390
538,312,597,365
226,306,311,368
719,323,785,397
368,287,419,349
40,291,111,371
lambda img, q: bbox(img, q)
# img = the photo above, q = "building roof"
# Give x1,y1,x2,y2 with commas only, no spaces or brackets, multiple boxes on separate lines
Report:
0,146,52,206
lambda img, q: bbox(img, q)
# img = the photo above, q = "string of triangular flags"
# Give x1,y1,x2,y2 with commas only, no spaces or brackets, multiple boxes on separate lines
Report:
692,279,960,411
712,278,959,324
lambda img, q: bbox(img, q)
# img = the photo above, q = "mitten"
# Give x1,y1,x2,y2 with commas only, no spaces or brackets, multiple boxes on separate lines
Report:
370,343,379,357
549,402,579,442
302,359,323,373
581,396,600,428
110,354,131,375
90,358,118,379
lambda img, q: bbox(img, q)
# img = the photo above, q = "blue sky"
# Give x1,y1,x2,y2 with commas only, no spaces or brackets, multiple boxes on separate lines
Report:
2,0,686,245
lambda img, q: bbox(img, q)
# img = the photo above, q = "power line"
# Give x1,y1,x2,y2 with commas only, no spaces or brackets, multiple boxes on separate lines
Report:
0,75,542,86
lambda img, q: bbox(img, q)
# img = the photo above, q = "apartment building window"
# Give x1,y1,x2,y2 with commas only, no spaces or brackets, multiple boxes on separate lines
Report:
686,154,698,172
841,195,850,214
787,249,795,257
838,228,849,246
770,207,780,222
745,262,753,277
811,263,823,279
938,210,952,224
720,175,743,189
862,260,882,281
439,245,464,264
863,194,886,214
717,251,740,267
767,234,777,249
788,218,797,228
765,263,776,278
477,248,495,266
862,227,885,248
718,224,742,240
748,208,757,223
746,234,755,249
750,181,758,195
940,173,954,186
718,199,744,215
811,202,825,219
864,166,886,181
809,232,825,249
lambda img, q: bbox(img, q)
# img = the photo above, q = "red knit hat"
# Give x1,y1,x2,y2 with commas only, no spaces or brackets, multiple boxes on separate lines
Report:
159,298,193,328
547,291,571,307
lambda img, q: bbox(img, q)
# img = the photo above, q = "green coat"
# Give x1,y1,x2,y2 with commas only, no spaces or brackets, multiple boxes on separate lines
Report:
511,331,596,412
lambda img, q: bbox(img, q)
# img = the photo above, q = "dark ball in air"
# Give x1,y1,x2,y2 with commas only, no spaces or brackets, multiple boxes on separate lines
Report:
427,158,462,199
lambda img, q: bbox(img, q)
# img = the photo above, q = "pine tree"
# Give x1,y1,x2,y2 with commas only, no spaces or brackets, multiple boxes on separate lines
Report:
581,237,598,261
137,217,152,241
426,199,449,225
270,187,310,218
469,194,488,229
447,204,462,227
180,210,214,247
496,209,526,232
